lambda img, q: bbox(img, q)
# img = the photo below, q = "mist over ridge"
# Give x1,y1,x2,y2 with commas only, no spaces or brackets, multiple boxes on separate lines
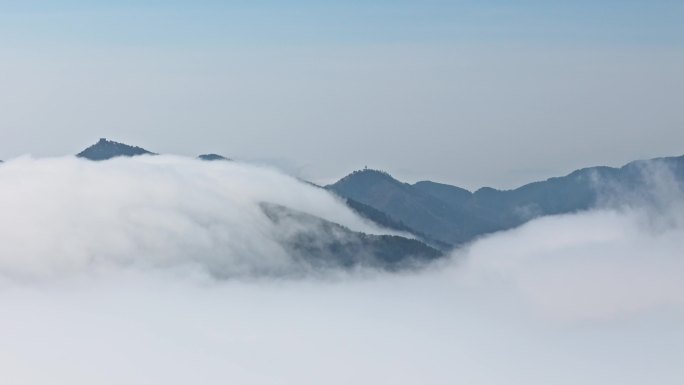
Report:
1,164,683,384
5,137,683,256
2,1,683,383
0,154,429,281
0,141,683,384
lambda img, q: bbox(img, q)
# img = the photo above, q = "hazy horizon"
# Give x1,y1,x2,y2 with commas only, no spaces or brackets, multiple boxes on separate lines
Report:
2,1,683,189
3,137,683,191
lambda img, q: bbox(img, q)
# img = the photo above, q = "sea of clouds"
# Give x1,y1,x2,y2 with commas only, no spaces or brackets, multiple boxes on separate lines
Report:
0,155,396,281
0,156,682,384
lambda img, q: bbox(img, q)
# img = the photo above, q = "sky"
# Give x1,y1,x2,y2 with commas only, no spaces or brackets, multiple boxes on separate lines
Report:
1,0,683,188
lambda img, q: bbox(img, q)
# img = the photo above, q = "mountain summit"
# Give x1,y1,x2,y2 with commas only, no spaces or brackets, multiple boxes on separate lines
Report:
77,138,156,161
198,153,231,161
326,169,495,246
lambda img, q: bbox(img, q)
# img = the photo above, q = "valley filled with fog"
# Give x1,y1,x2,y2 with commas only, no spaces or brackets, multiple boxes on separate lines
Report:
0,156,682,385
3,1,682,383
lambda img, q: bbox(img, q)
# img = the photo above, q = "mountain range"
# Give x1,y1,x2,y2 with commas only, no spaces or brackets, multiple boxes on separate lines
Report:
327,157,684,246
3,138,682,270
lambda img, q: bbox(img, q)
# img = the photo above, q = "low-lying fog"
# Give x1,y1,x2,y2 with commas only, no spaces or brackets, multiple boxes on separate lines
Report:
0,156,682,385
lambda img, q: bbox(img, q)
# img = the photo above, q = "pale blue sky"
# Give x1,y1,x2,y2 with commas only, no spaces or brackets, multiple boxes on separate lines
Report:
3,1,683,46
1,1,683,188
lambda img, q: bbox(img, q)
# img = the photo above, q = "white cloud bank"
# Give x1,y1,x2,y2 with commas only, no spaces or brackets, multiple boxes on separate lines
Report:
0,156,682,384
0,156,393,281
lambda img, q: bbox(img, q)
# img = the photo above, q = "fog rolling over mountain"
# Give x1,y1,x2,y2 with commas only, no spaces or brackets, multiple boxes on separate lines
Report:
0,154,443,280
261,202,440,271
2,0,682,382
1,141,684,384
5,138,684,265
1,160,683,385
66,138,684,254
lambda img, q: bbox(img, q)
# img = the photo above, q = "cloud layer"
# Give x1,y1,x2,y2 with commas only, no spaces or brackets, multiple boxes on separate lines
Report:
0,156,682,384
0,156,393,281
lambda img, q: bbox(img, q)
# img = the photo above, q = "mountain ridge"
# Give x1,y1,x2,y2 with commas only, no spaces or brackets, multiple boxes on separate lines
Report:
326,154,684,245
76,138,156,161
65,138,684,250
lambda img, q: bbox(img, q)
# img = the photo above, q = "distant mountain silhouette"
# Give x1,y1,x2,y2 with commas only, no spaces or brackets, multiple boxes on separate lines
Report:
198,153,231,161
326,169,497,246
260,202,442,271
327,155,684,246
77,138,156,160
68,138,684,250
